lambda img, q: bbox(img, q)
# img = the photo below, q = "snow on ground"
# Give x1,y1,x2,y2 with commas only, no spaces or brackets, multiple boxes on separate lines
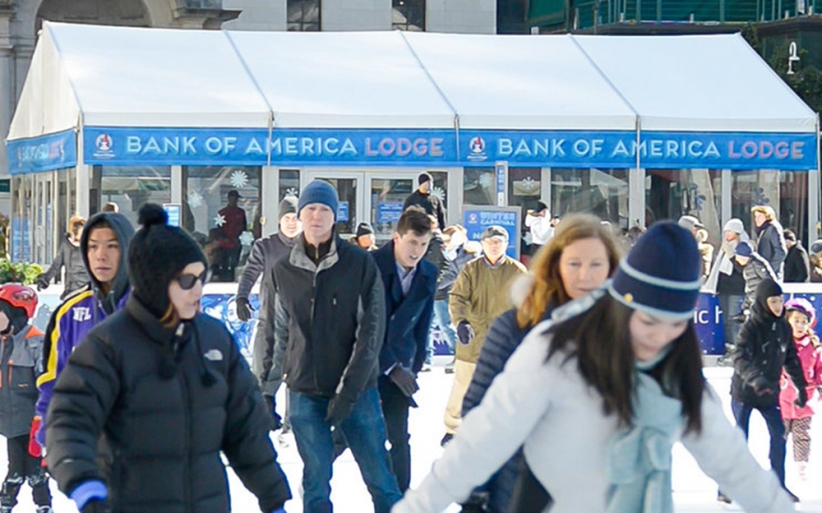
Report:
5,365,821,512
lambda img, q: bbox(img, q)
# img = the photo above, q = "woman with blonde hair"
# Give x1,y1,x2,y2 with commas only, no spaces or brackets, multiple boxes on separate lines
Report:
459,213,620,513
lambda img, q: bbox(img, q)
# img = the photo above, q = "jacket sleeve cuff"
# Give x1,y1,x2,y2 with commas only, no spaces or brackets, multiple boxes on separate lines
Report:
70,480,108,511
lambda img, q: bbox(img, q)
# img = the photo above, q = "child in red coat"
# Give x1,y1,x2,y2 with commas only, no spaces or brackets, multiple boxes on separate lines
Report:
780,298,822,480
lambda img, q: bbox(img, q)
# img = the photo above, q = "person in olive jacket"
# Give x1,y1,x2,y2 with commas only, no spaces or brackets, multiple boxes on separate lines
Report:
725,278,807,503
45,204,291,513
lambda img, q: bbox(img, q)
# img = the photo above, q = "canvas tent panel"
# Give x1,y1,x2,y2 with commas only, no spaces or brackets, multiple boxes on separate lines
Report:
7,28,79,141
402,32,637,130
227,31,456,129
46,22,270,128
574,34,817,133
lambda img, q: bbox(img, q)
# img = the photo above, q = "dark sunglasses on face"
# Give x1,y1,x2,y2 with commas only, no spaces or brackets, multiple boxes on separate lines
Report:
176,271,207,290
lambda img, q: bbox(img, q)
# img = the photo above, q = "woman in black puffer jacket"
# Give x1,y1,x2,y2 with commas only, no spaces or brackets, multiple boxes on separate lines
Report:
45,204,291,513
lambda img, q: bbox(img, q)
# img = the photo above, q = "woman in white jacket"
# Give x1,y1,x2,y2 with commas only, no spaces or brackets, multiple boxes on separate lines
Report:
393,221,794,513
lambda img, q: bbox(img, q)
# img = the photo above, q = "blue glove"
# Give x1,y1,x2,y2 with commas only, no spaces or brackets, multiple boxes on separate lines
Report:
70,480,108,512
270,508,286,513
457,321,474,345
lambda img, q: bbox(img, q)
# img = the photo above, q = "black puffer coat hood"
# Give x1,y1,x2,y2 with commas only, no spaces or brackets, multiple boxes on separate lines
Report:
750,278,784,322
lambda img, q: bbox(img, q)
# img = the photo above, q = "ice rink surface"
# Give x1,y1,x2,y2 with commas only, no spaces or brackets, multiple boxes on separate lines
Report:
7,366,822,512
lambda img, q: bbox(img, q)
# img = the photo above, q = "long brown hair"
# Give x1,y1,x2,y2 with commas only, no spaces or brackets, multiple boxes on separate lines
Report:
517,214,620,329
546,295,705,434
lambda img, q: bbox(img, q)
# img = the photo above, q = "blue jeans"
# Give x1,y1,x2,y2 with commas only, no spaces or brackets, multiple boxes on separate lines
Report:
431,299,456,358
289,388,402,513
731,399,787,486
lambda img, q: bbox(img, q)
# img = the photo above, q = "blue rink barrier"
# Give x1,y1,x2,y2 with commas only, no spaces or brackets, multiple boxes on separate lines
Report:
31,283,822,359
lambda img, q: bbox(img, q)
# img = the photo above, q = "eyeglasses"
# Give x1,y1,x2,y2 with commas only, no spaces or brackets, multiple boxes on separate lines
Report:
176,271,207,290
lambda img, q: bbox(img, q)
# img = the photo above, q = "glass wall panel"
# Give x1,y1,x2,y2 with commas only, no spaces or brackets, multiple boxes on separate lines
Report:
463,168,495,206
731,169,809,245
93,166,172,227
551,168,628,228
11,175,32,262
646,169,722,245
183,166,261,282
370,177,414,243
279,169,300,202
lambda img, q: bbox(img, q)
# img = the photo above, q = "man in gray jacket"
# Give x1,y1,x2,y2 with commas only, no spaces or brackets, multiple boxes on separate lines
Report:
236,196,301,430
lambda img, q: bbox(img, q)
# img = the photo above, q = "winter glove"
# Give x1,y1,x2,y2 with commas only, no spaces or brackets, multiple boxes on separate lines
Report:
457,321,474,346
34,275,49,291
752,377,773,396
236,297,253,322
796,387,809,409
264,395,283,431
28,417,41,457
326,395,356,427
388,365,419,398
82,499,110,513
270,509,286,513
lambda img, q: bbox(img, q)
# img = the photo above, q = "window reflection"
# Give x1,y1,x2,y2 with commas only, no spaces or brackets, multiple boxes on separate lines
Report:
287,0,321,31
392,0,425,31
731,170,809,245
646,169,722,245
94,166,171,227
552,168,628,227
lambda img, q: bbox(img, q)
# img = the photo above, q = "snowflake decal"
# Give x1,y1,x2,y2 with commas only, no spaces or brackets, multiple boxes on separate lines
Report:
239,231,255,247
479,173,493,188
520,177,537,191
432,186,446,202
285,188,299,198
230,170,249,189
214,213,226,227
188,191,204,209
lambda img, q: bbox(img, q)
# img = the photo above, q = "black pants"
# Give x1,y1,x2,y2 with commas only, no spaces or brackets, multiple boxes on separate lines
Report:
378,376,411,493
2,435,50,508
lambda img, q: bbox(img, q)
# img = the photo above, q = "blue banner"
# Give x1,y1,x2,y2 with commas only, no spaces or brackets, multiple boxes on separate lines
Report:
460,130,818,170
337,201,349,223
377,202,404,223
163,203,182,227
83,127,460,167
8,130,77,175
462,207,520,260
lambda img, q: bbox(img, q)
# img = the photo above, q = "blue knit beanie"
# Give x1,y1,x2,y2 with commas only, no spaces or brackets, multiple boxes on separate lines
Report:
298,181,339,220
608,221,702,320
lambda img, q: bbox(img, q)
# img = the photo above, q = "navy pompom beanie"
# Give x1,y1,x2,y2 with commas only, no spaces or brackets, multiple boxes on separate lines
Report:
608,221,702,320
298,181,339,220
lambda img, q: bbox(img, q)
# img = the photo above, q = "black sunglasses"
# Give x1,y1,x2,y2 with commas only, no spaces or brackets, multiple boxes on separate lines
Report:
176,271,207,290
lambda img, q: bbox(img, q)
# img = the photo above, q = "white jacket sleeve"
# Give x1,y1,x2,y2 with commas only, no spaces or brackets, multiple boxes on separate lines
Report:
392,325,557,513
680,384,794,513
525,215,554,245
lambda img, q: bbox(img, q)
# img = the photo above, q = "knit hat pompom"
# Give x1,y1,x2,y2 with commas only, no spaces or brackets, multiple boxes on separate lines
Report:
138,203,168,228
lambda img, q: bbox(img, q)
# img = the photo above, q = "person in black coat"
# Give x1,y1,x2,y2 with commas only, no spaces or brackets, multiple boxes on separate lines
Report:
724,278,807,503
236,196,301,430
45,204,291,513
752,205,787,280
403,173,445,230
372,207,437,492
782,229,810,283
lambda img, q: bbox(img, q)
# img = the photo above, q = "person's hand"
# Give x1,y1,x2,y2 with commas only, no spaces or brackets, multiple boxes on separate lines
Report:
236,297,253,322
270,508,286,513
457,321,474,345
796,387,809,408
752,377,772,396
326,395,355,427
82,499,110,513
34,275,49,291
389,365,419,398
28,417,41,457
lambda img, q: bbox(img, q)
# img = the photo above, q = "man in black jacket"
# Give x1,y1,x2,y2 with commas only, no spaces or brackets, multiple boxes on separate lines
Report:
783,229,810,283
372,207,437,492
403,172,445,230
236,196,301,429
272,181,401,513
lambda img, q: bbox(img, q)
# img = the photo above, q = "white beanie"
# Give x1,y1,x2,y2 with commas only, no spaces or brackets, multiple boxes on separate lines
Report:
723,218,744,235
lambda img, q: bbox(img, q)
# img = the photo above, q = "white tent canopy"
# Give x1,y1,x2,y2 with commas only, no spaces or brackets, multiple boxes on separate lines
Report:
8,22,817,141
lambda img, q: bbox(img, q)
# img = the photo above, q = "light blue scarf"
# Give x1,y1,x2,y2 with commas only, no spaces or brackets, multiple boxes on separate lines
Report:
605,368,682,513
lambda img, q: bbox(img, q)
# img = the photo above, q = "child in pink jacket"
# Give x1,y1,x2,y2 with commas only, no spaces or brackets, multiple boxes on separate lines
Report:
780,298,822,480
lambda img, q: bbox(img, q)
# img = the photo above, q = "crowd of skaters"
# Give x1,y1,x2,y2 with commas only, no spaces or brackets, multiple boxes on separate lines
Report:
0,170,817,513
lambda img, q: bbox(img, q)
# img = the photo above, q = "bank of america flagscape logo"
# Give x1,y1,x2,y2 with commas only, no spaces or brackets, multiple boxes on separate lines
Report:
93,133,115,159
467,135,487,162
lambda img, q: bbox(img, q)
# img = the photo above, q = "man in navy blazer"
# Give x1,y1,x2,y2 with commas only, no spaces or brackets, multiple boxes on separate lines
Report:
372,206,437,492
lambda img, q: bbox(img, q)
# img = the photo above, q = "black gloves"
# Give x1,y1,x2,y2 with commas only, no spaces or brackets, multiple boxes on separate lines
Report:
457,321,474,346
326,395,355,427
389,365,419,398
34,275,49,291
82,499,110,513
236,297,252,322
752,377,772,396
795,387,809,409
